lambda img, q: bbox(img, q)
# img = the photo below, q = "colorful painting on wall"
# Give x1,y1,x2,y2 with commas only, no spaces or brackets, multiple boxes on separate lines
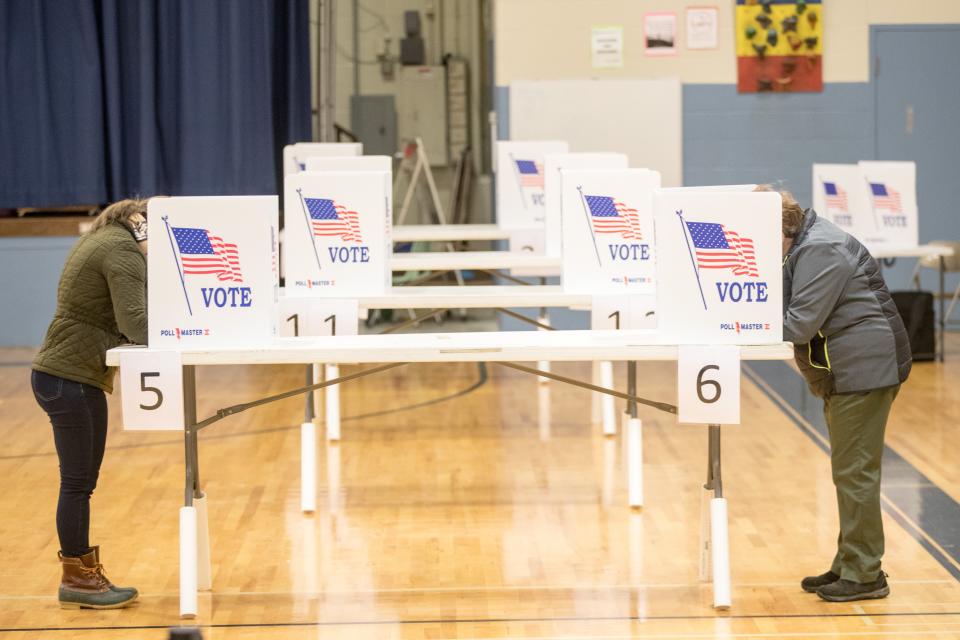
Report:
735,0,823,93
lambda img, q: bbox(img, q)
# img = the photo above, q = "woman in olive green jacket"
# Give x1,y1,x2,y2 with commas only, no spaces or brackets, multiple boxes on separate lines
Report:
32,199,148,609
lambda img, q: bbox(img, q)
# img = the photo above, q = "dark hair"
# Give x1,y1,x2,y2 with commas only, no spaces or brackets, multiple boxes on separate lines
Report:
754,184,805,238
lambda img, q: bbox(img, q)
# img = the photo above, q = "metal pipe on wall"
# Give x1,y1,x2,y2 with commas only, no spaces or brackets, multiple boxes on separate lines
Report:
352,0,360,97
317,0,336,141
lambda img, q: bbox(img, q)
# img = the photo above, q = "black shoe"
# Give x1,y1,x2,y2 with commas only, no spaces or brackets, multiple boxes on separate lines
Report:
801,570,839,593
816,574,889,602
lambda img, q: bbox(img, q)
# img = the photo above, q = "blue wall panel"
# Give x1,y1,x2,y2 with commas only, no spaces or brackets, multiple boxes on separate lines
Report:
0,237,75,346
683,83,875,207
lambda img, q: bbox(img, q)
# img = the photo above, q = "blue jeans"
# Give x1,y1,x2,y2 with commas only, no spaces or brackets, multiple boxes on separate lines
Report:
31,370,108,557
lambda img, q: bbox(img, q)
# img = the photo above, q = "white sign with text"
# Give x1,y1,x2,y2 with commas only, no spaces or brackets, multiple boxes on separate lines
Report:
812,164,868,236
283,171,391,297
543,152,628,256
496,140,568,230
119,350,185,431
653,190,782,344
277,297,360,337
858,161,918,250
561,168,660,295
148,196,278,348
678,345,740,424
590,294,657,330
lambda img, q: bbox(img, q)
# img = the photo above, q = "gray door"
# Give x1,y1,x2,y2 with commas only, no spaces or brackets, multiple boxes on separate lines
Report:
873,25,960,289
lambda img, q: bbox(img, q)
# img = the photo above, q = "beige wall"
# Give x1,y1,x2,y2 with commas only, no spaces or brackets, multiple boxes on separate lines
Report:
495,0,960,85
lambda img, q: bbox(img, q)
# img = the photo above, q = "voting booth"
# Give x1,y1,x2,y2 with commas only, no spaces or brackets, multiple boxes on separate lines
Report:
561,169,660,297
544,152,629,257
283,171,391,297
812,162,918,250
304,155,392,173
858,161,918,249
495,140,568,230
653,190,783,345
282,142,363,176
147,196,279,348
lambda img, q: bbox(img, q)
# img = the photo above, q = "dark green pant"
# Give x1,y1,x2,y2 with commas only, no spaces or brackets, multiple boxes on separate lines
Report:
823,385,899,583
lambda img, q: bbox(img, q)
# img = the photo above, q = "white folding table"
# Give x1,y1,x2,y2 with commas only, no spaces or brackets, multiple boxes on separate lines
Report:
107,332,791,618
870,243,955,362
392,224,511,243
390,251,560,273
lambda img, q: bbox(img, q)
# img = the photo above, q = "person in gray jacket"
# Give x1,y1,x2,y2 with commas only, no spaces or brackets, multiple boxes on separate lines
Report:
771,187,911,602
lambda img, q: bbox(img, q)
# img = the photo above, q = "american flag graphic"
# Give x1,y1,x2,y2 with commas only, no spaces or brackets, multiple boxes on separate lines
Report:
685,221,758,278
171,227,243,283
514,159,544,188
869,182,903,213
304,197,362,243
585,195,643,240
823,181,848,212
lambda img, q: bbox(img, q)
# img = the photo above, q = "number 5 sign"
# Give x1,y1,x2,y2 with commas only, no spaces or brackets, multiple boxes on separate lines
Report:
119,350,185,430
677,346,740,424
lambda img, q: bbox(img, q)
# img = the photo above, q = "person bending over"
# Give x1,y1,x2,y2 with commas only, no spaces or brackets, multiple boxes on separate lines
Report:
32,199,149,609
768,186,911,602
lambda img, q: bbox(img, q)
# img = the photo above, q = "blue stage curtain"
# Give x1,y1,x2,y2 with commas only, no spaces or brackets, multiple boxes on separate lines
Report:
0,0,311,208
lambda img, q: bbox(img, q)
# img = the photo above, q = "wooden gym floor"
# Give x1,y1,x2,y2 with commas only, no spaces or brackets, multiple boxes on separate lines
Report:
0,337,958,639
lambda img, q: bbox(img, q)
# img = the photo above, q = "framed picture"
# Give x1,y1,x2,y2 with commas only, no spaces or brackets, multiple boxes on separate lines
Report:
644,12,678,56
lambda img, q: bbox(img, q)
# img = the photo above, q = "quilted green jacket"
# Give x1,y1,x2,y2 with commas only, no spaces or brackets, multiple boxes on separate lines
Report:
33,222,147,392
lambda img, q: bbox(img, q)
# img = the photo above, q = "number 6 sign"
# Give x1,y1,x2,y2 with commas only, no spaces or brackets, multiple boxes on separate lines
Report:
677,345,740,424
119,350,185,430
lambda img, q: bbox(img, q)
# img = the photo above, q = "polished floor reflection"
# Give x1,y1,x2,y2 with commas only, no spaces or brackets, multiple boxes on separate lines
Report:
1,339,959,639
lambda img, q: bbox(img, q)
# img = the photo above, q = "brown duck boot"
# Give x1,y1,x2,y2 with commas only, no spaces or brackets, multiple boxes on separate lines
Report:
87,547,139,599
58,551,138,609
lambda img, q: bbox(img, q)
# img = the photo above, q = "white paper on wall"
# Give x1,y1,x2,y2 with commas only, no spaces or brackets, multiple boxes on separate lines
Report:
283,171,391,296
811,164,870,238
543,152,628,256
652,190,782,345
282,142,363,176
560,169,660,295
857,161,918,250
148,196,279,348
496,140,568,230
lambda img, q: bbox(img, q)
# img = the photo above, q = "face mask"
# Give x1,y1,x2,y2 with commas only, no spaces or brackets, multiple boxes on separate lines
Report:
128,214,148,243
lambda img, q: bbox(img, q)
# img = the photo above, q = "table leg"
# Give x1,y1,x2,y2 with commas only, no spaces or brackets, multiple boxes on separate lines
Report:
301,365,317,514
325,364,341,441
626,361,643,508
706,424,731,609
537,277,551,381
600,361,616,436
940,256,946,363
180,365,207,618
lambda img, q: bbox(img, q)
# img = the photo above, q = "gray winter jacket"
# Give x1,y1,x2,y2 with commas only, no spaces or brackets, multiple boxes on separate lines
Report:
783,210,911,397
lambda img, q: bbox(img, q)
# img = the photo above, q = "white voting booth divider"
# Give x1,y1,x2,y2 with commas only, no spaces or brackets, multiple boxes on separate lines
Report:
544,152,629,257
282,171,391,297
859,161,918,250
147,196,279,349
282,142,363,176
812,164,866,235
496,140,568,231
652,190,783,345
812,161,918,250
304,155,392,173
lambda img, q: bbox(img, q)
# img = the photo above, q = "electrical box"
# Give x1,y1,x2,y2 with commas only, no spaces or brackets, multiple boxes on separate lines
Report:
350,95,397,157
397,66,448,166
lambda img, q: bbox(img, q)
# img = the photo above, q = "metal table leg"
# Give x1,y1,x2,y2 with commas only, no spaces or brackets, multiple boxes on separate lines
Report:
180,365,208,618
301,365,317,513
704,424,731,609
940,255,946,363
626,361,643,508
